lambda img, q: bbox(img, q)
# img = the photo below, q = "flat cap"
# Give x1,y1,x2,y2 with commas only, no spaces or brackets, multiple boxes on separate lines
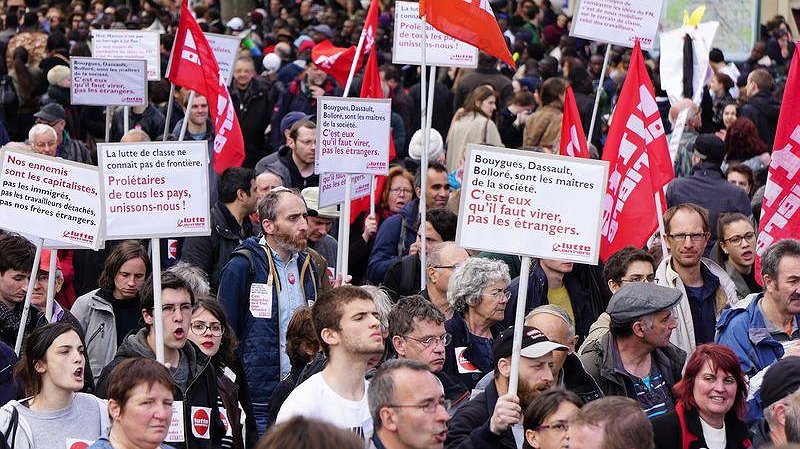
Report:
606,283,682,324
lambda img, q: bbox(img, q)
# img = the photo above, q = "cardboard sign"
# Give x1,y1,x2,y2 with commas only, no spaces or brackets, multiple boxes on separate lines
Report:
0,150,103,250
318,173,371,208
91,29,161,80
98,141,210,239
570,0,663,49
392,1,478,68
317,97,391,175
456,145,608,264
70,58,147,106
205,32,242,85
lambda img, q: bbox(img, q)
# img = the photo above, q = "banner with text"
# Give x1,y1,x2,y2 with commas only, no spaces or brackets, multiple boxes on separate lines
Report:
0,150,103,249
392,1,478,67
98,141,210,239
570,0,663,49
456,145,608,264
317,97,391,175
205,33,242,85
71,58,148,106
319,173,372,208
91,29,161,80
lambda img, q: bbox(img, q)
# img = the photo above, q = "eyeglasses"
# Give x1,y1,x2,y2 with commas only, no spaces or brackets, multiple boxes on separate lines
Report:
483,289,511,301
536,420,569,432
386,397,451,413
432,264,461,270
162,303,193,315
723,231,756,246
667,232,708,242
404,333,452,348
190,321,225,337
389,187,413,196
34,140,57,149
619,275,658,284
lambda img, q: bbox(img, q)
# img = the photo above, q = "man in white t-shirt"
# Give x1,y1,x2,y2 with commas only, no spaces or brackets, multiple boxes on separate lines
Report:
276,285,385,441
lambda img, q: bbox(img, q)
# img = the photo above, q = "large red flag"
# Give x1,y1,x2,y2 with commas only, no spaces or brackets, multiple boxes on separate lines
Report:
362,0,380,56
419,0,515,68
167,0,244,174
311,40,361,87
599,41,673,261
755,48,800,280
559,86,590,159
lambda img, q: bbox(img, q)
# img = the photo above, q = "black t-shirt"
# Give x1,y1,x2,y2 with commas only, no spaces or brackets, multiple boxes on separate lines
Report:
100,289,143,345
743,268,763,295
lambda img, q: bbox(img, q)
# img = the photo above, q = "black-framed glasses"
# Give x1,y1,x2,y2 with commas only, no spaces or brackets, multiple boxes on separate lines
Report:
667,232,708,242
389,187,413,196
190,321,224,337
619,275,658,284
386,397,451,413
404,333,452,348
723,232,756,246
536,420,569,432
432,264,460,270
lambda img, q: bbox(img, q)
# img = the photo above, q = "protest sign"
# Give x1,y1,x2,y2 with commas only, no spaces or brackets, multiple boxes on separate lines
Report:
317,97,391,175
71,58,148,106
205,33,242,85
319,173,372,208
570,0,663,49
91,29,161,80
392,1,478,68
0,150,103,250
456,145,608,264
98,141,210,239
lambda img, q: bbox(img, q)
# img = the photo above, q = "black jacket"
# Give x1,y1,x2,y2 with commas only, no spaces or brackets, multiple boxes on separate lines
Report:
443,313,503,390
652,402,752,449
231,76,274,168
560,352,603,404
382,253,421,300
739,91,781,148
111,104,166,141
445,381,516,449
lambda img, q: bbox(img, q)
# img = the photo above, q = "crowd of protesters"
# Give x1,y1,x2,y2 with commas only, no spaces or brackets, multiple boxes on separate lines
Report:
0,0,799,448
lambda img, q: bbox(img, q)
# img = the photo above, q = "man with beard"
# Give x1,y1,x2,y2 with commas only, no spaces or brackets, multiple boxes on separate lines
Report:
277,286,383,442
717,239,800,423
218,188,330,435
445,326,565,449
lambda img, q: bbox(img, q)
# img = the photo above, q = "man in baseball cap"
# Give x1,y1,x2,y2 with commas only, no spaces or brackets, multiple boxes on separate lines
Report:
579,283,686,418
749,356,800,447
300,187,339,277
447,326,565,449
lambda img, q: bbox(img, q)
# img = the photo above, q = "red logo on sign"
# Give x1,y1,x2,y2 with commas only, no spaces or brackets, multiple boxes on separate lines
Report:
70,443,89,449
193,408,210,437
168,239,178,259
288,273,296,285
457,350,478,371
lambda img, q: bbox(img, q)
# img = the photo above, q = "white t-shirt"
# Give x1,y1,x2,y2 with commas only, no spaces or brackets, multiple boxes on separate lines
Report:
276,372,373,442
699,418,726,449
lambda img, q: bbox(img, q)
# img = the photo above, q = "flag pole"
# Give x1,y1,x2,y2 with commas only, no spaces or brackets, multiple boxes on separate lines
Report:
419,15,428,290
420,64,436,290
343,7,370,96
15,239,43,355
163,83,176,141
45,249,57,322
340,174,353,278
178,91,195,141
123,106,130,134
654,192,669,263
369,176,376,216
586,44,611,148
508,256,531,396
105,107,112,142
151,239,165,364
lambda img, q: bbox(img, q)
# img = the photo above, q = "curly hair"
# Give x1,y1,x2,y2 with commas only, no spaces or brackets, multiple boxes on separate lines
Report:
724,117,768,161
447,258,510,315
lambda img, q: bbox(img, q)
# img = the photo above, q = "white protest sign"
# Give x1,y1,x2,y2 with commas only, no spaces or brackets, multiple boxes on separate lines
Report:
91,29,161,80
205,33,242,85
0,150,103,250
98,141,210,239
392,1,478,68
456,145,608,264
317,97,391,175
71,58,147,106
319,173,372,208
570,0,663,49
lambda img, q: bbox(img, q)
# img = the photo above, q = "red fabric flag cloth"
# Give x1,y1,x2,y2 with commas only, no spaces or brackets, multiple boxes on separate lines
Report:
167,0,244,174
419,0,515,68
559,86,590,159
599,40,673,261
311,40,361,87
362,0,380,56
755,48,800,282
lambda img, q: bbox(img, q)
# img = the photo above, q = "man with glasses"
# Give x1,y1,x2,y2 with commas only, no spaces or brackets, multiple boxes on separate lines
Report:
579,283,685,419
423,242,469,320
31,103,92,163
368,359,451,449
655,204,737,354
446,326,565,449
388,295,469,412
96,271,225,449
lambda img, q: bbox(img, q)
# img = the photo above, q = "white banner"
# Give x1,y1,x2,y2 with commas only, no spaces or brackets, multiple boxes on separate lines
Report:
456,145,608,264
205,33,242,85
319,173,372,208
317,97,391,175
91,29,161,80
0,150,103,250
98,141,210,239
392,1,478,68
570,0,663,49
71,58,147,106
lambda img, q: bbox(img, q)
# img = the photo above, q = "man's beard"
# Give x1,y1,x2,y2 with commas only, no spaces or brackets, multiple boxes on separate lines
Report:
517,377,551,412
273,226,308,253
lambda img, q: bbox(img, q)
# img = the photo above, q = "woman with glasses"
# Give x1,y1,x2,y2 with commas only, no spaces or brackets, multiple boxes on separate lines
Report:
443,258,510,389
651,343,750,449
716,213,761,300
187,298,249,449
523,389,583,449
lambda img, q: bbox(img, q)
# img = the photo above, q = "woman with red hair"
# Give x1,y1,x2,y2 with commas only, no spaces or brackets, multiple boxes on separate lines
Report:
651,343,751,449
723,117,771,182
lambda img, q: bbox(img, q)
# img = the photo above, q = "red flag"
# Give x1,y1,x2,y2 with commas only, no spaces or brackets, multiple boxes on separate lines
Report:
559,86,590,159
755,48,800,282
599,41,673,261
167,0,244,174
311,40,360,87
362,0,380,56
419,0,515,68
